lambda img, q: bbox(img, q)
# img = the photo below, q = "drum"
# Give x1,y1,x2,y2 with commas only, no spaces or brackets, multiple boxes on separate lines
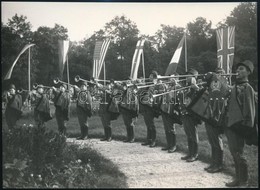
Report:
187,73,230,127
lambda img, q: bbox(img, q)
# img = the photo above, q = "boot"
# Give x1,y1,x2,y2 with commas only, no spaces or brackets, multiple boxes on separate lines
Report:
123,127,130,142
161,132,170,151
168,134,177,153
186,141,198,162
129,127,135,143
142,129,152,145
226,160,240,187
208,150,223,173
181,139,192,160
107,128,112,142
149,129,156,147
205,149,215,171
100,128,108,141
239,161,249,187
83,127,88,140
76,126,85,140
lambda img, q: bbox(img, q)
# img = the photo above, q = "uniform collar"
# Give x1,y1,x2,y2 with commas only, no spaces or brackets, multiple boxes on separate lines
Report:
236,78,248,85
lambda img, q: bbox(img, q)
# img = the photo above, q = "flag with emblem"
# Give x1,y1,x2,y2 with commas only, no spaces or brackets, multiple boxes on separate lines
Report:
216,26,235,74
93,38,111,79
165,35,185,75
130,39,145,80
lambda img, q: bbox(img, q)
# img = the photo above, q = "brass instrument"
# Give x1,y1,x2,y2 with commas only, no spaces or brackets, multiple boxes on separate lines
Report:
156,73,238,80
74,75,95,85
33,83,52,89
53,77,75,87
17,88,30,93
152,82,207,98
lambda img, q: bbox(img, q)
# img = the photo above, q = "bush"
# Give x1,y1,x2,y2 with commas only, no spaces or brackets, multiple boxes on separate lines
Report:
2,124,127,188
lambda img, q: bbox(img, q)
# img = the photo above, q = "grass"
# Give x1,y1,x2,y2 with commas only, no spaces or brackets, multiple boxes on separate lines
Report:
2,102,258,187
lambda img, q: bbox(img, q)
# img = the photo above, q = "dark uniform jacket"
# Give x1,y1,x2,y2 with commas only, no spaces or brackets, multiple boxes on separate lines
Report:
75,88,93,117
53,89,70,120
34,93,52,122
119,86,139,117
5,93,23,118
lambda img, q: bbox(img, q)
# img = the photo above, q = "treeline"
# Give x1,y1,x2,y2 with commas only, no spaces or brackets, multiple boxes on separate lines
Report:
1,2,257,91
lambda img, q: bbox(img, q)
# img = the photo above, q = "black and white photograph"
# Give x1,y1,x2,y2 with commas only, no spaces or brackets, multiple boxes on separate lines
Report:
2,1,258,188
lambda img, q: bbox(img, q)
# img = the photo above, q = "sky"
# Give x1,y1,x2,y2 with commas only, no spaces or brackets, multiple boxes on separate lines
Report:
1,2,242,42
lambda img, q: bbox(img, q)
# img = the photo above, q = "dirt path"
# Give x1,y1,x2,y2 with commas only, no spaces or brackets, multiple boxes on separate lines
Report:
67,138,233,188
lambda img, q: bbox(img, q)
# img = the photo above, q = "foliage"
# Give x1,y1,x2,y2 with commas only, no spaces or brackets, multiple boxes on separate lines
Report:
2,124,127,188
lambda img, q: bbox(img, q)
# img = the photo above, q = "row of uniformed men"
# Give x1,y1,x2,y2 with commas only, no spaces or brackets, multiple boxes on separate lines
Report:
3,60,257,187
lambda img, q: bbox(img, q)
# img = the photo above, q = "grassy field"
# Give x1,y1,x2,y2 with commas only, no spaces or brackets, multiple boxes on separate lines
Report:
2,103,258,187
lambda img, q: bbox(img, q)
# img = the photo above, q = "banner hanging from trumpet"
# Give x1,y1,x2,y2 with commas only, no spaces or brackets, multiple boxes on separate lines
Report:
165,34,185,76
4,43,35,80
92,38,111,79
58,40,70,79
216,26,235,74
130,39,145,80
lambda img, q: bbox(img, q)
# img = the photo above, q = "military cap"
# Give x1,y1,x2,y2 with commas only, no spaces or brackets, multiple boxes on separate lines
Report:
236,60,254,73
60,83,67,89
150,70,158,78
188,68,198,76
9,84,16,90
37,84,44,89
215,67,225,74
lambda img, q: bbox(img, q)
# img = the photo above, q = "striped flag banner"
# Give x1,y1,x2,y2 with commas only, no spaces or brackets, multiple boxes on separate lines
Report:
4,43,35,80
130,39,145,80
165,35,185,75
216,26,235,74
93,38,111,79
58,40,70,79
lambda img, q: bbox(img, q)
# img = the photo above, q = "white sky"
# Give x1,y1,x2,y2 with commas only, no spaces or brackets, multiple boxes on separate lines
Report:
2,2,242,42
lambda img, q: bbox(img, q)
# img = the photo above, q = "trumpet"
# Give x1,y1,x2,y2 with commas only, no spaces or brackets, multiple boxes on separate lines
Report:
74,75,95,85
152,82,207,98
17,88,30,93
53,77,75,87
33,83,52,89
136,78,187,90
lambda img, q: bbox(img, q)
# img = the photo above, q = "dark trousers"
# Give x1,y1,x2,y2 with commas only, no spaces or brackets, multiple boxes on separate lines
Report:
225,127,248,182
55,107,67,135
143,109,157,142
5,107,21,129
182,115,199,156
162,112,177,149
205,123,223,166
77,106,89,137
121,109,137,140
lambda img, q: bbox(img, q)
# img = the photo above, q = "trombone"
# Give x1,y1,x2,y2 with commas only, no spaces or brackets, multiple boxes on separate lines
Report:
53,77,75,87
33,83,52,89
152,81,207,98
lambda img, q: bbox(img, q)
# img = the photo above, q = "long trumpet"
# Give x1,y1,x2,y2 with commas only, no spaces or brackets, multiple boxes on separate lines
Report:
152,82,207,98
136,78,187,89
33,83,52,89
53,77,75,87
17,88,30,93
74,75,96,85
157,73,238,80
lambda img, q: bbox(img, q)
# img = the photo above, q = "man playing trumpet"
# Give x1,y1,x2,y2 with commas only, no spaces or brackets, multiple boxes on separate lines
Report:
52,82,71,136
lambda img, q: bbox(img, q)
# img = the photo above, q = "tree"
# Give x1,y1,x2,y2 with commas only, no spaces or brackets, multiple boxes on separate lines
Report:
2,14,36,90
33,24,68,85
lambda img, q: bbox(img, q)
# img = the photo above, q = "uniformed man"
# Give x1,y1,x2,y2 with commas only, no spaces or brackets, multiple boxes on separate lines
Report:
180,68,201,162
32,84,52,128
204,67,225,173
118,78,139,143
97,82,120,141
141,71,164,147
160,75,182,153
225,60,256,187
52,83,71,135
74,81,93,140
3,84,23,130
